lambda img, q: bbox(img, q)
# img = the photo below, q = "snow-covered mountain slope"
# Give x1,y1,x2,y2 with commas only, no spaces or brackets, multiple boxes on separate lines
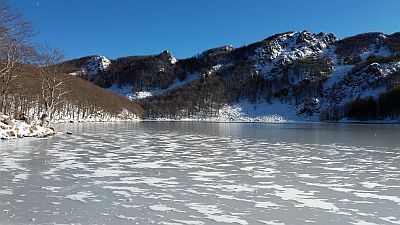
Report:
250,31,336,77
359,34,391,60
325,61,400,106
85,56,111,75
68,31,400,122
68,55,111,76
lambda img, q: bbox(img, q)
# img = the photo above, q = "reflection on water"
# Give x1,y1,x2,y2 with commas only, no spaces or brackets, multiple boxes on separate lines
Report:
0,122,399,225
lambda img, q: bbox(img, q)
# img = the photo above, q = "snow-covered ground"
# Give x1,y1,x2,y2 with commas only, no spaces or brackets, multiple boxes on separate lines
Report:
0,114,56,140
150,100,317,123
359,34,391,61
0,110,140,140
217,100,314,122
53,116,140,124
50,109,141,123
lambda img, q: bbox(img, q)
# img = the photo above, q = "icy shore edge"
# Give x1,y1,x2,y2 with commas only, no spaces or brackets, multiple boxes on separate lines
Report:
0,114,56,140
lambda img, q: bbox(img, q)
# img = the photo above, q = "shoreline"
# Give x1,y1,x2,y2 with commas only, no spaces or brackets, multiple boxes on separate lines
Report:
3,117,398,141
140,118,400,125
59,118,399,125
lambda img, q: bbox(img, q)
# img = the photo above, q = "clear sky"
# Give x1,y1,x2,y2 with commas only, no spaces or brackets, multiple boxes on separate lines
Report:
9,0,400,60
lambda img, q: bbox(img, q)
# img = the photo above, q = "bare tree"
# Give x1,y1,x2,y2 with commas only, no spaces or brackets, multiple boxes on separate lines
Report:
0,0,34,114
0,0,34,42
35,44,71,119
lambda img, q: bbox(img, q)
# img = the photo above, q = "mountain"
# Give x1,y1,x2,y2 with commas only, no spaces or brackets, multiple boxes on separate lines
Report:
68,30,400,122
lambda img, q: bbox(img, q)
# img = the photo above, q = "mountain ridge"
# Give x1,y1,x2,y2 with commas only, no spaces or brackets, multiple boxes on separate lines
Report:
67,30,400,122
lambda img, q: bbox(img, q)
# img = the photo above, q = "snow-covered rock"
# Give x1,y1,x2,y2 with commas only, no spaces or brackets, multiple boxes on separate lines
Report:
160,50,177,64
85,56,111,75
251,30,336,78
0,114,56,140
169,54,177,64
325,61,400,105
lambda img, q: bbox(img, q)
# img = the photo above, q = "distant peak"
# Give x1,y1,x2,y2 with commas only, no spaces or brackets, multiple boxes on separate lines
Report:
160,50,177,64
85,55,111,75
225,45,234,51
301,29,310,34
161,50,172,55
265,31,337,42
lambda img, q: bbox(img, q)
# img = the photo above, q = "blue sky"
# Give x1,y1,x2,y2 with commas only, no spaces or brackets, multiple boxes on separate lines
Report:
9,0,400,60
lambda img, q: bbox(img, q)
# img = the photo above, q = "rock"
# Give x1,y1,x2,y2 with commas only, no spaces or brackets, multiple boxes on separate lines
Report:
3,117,14,126
6,131,16,137
40,114,49,127
14,112,26,121
30,125,38,132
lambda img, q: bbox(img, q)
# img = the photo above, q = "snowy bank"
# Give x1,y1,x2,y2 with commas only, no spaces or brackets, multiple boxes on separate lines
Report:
50,109,141,123
0,114,56,140
147,100,319,123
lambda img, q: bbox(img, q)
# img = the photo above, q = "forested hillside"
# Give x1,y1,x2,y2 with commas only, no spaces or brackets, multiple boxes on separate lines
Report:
5,67,144,121
69,31,400,122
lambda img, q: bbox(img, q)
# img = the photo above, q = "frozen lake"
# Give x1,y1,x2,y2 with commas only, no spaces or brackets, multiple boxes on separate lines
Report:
0,122,399,225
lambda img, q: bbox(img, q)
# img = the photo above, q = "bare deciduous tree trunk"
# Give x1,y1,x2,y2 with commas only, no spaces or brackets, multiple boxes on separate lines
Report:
0,0,34,114
34,44,71,119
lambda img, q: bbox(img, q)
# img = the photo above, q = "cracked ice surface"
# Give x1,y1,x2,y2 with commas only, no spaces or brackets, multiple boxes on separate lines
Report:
0,122,399,225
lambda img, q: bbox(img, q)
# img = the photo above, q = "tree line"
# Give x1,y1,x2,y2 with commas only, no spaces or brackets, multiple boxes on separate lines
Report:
345,88,400,121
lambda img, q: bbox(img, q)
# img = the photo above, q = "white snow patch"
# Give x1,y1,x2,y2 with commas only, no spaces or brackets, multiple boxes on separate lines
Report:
379,216,400,225
360,34,391,61
259,221,285,225
186,203,248,225
217,100,314,122
0,189,13,195
254,201,280,208
65,191,96,203
92,168,129,177
170,55,177,64
172,220,204,225
149,204,174,212
353,192,400,204
323,64,354,90
351,220,379,225
275,188,339,211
